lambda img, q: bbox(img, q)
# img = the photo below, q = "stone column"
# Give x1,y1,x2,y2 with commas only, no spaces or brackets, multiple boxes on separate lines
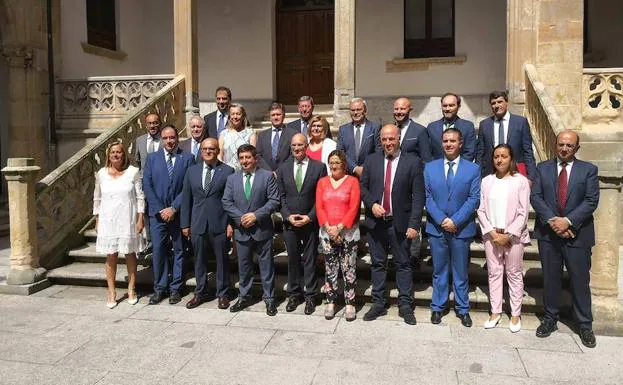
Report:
506,0,537,108
1,158,46,285
591,178,623,334
173,0,199,132
333,0,355,128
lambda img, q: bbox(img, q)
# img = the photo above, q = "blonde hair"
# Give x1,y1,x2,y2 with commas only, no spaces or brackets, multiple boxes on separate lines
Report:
226,103,250,130
308,115,330,139
105,141,129,170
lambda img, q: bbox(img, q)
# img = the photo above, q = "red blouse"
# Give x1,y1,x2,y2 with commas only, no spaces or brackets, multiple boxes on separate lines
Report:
316,175,360,228
306,147,322,162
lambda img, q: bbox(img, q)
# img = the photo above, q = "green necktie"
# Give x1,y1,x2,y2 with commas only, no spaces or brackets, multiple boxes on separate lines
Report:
244,173,252,200
295,162,303,192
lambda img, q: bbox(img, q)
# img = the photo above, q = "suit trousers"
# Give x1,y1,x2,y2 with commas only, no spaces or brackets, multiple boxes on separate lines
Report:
538,240,593,329
236,237,275,302
150,215,184,294
429,233,471,314
283,224,319,299
368,220,413,308
190,231,230,298
483,236,524,316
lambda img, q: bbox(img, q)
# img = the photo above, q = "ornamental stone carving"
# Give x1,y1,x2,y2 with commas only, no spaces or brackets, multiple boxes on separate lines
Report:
583,69,623,124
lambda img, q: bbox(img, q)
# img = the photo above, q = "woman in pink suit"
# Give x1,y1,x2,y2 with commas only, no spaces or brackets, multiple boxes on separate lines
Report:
477,144,530,332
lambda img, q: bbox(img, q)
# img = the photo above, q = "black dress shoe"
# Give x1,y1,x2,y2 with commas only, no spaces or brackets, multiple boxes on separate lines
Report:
185,295,207,309
457,313,473,327
536,318,558,338
363,305,387,321
398,306,417,325
230,298,250,313
169,291,182,305
431,311,442,324
148,292,165,305
218,296,230,310
304,298,316,315
285,296,304,312
266,301,278,316
579,328,596,348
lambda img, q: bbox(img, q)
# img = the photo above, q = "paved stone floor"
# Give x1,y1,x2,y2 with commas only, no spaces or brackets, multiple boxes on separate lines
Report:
0,284,621,385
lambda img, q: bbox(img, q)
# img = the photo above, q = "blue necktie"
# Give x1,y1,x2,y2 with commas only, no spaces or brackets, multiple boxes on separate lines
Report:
217,113,225,136
446,161,455,189
167,152,174,180
498,118,505,145
302,120,308,137
272,128,281,160
192,141,198,157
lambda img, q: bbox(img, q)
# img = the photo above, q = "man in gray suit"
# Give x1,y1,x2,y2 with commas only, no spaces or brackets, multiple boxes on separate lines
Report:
135,113,162,171
179,115,205,162
222,144,281,316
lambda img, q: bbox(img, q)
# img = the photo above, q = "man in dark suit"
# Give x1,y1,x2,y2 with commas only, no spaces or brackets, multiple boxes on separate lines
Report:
256,102,297,172
203,86,231,139
222,144,281,316
178,115,205,162
336,97,381,177
142,125,195,305
276,133,327,315
424,128,481,327
476,90,537,181
426,93,476,161
530,130,599,348
286,96,333,140
393,97,432,162
360,124,425,325
181,137,235,310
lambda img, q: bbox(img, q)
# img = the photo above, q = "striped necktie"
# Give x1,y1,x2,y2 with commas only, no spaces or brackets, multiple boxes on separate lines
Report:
167,152,174,179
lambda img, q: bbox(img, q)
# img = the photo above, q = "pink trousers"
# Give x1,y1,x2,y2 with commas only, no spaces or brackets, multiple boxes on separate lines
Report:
484,236,525,316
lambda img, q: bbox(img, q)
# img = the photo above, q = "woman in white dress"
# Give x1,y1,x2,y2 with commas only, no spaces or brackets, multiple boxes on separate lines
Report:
218,103,257,170
93,141,145,308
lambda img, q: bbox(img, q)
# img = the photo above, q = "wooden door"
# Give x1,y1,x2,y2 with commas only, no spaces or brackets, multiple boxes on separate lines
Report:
277,3,334,104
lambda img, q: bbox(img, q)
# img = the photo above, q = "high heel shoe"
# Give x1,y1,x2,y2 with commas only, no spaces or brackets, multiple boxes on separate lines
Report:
484,313,502,329
127,289,138,305
106,291,117,309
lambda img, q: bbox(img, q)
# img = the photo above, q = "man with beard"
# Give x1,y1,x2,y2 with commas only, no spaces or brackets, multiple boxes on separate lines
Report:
426,93,476,161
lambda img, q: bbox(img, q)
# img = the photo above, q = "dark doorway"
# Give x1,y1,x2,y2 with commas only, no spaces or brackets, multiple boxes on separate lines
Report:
276,0,334,104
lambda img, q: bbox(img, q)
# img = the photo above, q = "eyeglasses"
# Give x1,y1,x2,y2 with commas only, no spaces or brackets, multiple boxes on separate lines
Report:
557,143,577,149
146,121,160,126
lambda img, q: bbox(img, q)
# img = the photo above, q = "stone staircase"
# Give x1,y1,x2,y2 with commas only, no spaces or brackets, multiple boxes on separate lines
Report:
47,209,571,313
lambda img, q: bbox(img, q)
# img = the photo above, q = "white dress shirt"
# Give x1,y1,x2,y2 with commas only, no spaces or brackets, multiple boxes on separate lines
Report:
444,156,461,178
202,162,215,188
399,120,411,145
293,157,309,182
164,149,177,167
493,111,510,146
382,151,401,213
353,121,366,150
147,135,160,153
557,158,574,182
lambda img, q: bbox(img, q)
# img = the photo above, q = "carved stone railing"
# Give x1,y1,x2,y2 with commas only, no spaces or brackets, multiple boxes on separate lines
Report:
36,75,186,268
583,68,623,125
524,64,566,161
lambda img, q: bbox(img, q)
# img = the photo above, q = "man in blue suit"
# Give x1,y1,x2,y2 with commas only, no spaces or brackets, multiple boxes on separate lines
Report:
202,86,231,139
393,97,432,163
360,124,425,325
222,144,281,316
143,125,195,305
181,137,235,310
530,130,599,348
426,93,476,161
336,98,381,177
285,96,333,140
424,128,480,327
476,90,537,181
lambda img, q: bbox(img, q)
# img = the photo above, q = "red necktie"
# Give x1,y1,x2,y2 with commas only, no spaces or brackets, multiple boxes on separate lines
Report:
382,156,392,214
557,162,568,215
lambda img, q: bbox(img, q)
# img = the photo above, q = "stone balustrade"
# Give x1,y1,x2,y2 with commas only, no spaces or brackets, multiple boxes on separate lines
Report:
524,64,566,161
583,68,623,125
35,75,186,269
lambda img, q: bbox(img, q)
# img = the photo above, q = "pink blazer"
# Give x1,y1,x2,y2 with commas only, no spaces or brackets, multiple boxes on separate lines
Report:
477,173,531,244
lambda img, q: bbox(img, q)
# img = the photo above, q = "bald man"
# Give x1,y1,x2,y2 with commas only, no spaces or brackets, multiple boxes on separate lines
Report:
393,97,432,163
181,137,235,309
531,130,599,348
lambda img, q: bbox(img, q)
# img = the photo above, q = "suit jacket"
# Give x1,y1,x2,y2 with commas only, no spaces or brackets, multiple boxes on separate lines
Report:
477,173,531,244
400,119,432,162
202,110,223,139
222,168,280,241
476,113,537,180
424,158,481,238
180,161,235,235
336,119,382,173
360,152,425,233
256,126,297,171
286,118,334,140
530,158,599,247
426,117,476,161
134,134,149,171
276,157,327,228
142,147,195,216
178,138,202,162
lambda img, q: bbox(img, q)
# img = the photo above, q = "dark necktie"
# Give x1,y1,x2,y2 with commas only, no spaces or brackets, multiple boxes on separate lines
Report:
354,124,362,156
447,160,455,189
217,113,225,136
272,128,281,160
558,162,568,215
302,120,308,137
498,118,505,145
204,165,212,191
167,152,174,180
382,156,393,214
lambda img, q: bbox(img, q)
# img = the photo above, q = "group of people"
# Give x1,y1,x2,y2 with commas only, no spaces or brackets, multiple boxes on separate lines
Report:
92,86,600,348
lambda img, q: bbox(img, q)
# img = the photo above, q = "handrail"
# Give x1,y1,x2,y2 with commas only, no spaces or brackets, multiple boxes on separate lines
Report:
35,75,186,268
524,64,566,161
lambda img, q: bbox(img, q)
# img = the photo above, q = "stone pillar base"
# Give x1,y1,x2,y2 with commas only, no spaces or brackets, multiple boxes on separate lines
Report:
592,296,623,336
7,267,47,285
